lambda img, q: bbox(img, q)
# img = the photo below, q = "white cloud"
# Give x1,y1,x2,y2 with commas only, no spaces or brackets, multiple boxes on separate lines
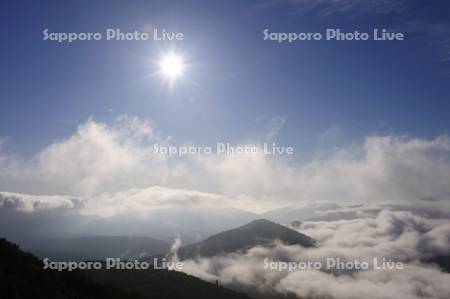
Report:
178,204,450,299
0,116,169,196
0,186,226,216
1,119,449,299
277,264,450,299
0,191,81,212
0,116,450,212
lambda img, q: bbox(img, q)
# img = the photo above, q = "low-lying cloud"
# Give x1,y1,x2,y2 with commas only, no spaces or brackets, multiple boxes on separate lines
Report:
178,204,450,299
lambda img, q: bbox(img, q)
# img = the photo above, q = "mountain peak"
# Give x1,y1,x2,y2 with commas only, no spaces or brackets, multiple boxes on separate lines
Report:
177,218,315,259
246,218,274,225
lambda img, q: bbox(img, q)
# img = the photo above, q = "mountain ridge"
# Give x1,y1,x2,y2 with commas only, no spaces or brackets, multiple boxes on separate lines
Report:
174,218,315,260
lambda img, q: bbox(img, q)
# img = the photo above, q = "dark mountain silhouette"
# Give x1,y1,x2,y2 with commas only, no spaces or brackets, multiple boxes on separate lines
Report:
0,238,254,299
0,238,142,299
176,219,315,259
91,265,253,299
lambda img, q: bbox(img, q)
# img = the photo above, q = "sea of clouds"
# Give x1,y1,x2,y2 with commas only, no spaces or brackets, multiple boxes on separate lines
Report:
178,203,450,299
1,116,449,298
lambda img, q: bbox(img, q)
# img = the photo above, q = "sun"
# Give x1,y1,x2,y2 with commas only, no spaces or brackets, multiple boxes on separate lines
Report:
159,53,185,79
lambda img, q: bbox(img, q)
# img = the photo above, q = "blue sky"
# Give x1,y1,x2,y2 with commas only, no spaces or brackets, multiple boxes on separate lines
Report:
2,3,450,296
1,0,450,159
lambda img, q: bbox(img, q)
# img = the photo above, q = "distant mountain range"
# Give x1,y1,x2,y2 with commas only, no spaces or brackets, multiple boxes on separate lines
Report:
0,205,261,244
16,235,170,261
2,202,336,246
175,219,316,260
85,206,259,243
10,217,316,265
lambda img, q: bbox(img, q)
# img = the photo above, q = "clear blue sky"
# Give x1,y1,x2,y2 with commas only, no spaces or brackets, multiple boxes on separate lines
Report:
1,0,450,158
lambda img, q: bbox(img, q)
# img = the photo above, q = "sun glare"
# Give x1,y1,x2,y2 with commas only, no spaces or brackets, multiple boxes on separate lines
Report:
159,53,185,79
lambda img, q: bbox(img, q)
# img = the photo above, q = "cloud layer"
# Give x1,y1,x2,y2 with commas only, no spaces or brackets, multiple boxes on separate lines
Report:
1,116,449,297
1,116,450,213
178,204,450,299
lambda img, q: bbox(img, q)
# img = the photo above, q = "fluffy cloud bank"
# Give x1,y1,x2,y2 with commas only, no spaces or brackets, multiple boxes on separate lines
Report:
178,204,450,299
0,186,226,216
0,116,168,196
0,192,81,213
0,116,449,212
